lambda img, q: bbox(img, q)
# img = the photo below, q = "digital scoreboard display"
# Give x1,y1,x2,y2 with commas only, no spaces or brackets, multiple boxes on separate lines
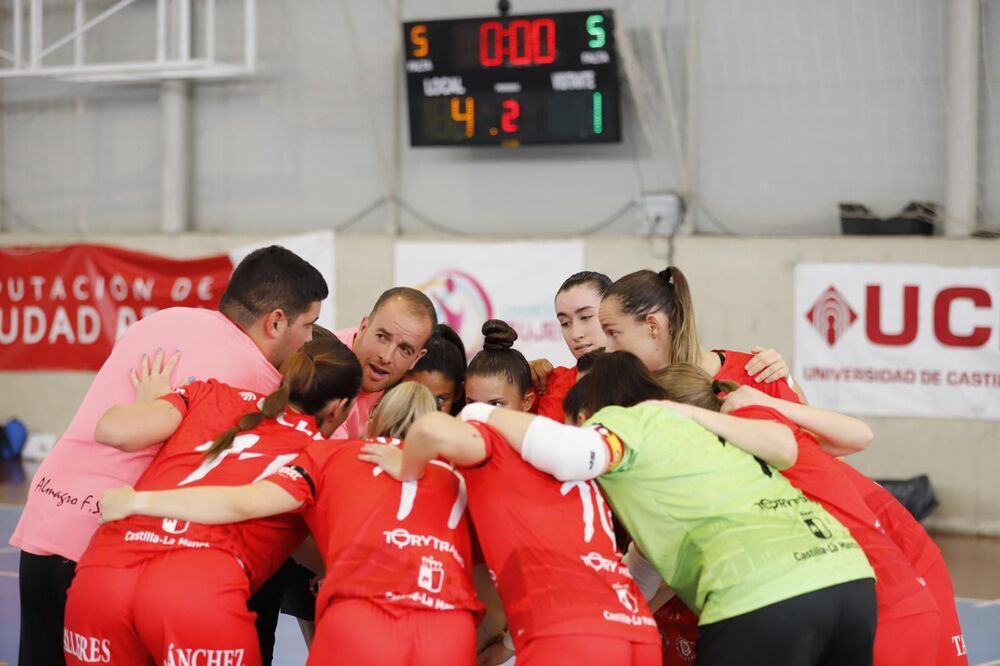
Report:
403,10,620,147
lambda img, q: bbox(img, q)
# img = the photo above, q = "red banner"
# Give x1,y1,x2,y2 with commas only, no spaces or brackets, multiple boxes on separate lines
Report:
0,244,234,370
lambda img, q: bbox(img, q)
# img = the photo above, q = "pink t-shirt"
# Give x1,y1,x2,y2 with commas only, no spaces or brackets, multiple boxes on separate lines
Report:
331,327,383,440
11,307,282,562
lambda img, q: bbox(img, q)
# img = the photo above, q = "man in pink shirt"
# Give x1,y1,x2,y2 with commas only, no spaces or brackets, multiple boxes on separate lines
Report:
13,246,327,666
332,287,437,439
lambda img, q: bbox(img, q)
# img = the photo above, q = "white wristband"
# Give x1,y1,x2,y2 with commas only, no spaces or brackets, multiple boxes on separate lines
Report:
502,630,515,651
459,402,496,424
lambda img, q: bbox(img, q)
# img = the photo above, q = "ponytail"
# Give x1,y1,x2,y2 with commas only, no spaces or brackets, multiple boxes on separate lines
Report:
204,337,362,460
205,385,292,459
605,265,702,366
652,363,739,413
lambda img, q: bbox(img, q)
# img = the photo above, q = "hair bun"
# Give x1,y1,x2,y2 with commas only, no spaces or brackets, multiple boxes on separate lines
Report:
481,319,518,351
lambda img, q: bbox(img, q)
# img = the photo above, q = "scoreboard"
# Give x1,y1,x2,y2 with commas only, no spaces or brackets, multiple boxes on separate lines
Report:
403,10,621,147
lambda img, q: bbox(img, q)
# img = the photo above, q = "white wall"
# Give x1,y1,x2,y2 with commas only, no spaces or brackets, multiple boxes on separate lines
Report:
2,0,996,235
1,232,998,536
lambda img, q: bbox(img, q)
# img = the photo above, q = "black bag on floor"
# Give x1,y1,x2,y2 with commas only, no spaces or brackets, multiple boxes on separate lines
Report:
873,474,939,521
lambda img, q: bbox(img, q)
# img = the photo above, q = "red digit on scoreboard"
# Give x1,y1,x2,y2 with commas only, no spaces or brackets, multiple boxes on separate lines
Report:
501,99,520,132
508,20,532,66
479,18,558,67
534,18,556,64
480,21,503,67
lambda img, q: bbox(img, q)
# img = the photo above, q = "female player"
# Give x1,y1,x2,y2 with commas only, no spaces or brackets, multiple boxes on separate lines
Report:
97,381,483,666
406,323,467,415
531,271,612,422
850,477,968,665
359,410,662,665
601,266,968,665
533,268,794,432
465,320,536,411
450,351,878,666
63,338,363,666
600,265,806,402
649,362,942,666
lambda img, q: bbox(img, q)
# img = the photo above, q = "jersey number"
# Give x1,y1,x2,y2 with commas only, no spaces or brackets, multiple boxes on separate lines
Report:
561,480,616,548
177,434,299,487
373,458,468,529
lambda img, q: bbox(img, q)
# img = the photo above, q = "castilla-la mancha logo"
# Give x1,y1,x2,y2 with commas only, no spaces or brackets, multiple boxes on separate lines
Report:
806,286,858,346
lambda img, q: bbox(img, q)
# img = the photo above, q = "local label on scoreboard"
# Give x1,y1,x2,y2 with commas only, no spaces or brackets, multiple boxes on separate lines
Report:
403,10,621,147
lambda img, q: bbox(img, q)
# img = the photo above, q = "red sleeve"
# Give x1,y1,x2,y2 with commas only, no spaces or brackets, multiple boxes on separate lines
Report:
715,349,801,403
263,441,328,508
534,366,578,423
453,421,502,470
729,404,798,431
159,379,214,417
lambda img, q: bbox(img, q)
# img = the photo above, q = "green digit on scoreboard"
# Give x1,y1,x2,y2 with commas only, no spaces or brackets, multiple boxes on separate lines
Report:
586,14,606,48
593,92,603,135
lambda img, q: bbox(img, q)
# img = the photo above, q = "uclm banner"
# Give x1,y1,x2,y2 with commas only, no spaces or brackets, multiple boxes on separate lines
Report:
794,263,1000,420
0,232,336,371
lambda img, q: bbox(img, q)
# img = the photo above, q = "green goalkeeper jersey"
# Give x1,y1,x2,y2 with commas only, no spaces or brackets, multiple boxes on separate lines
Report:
585,404,874,625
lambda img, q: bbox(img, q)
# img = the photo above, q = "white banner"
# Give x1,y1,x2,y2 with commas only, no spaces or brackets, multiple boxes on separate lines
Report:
230,231,336,328
394,241,583,367
794,263,1000,420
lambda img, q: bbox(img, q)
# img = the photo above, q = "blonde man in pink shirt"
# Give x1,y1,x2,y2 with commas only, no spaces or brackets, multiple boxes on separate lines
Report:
332,287,437,439
12,246,327,666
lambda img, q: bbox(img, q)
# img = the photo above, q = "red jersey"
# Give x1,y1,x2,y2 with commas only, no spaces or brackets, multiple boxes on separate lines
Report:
533,366,579,424
733,406,937,621
837,461,942,576
78,380,314,590
459,421,659,648
266,438,482,624
713,349,800,402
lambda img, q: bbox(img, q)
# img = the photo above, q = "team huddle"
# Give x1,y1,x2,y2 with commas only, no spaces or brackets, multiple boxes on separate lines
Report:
13,247,967,666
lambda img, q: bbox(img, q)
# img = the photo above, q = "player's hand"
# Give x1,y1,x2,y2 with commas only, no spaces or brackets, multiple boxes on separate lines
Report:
529,359,554,394
99,486,138,524
720,385,775,414
130,348,182,402
358,443,405,480
477,639,515,666
744,346,790,384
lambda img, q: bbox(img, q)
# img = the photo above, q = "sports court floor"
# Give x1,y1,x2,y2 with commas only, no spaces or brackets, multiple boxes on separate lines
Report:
0,460,998,666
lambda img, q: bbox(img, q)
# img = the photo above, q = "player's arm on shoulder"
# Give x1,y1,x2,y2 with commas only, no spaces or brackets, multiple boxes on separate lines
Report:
652,398,798,470
761,398,872,457
360,411,489,481
462,404,612,481
96,349,187,451
95,399,183,451
101,481,302,525
406,412,488,473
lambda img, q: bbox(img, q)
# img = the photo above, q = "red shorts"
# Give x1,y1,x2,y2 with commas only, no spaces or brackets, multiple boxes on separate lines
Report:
873,610,940,666
654,597,699,666
308,598,476,666
919,555,969,665
64,549,259,666
518,635,662,666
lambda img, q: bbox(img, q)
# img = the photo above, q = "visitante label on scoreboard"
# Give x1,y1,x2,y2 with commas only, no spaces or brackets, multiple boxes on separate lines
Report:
403,10,621,147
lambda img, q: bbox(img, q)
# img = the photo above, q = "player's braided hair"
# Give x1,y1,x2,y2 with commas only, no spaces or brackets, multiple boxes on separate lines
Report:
205,336,362,459
653,364,740,412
